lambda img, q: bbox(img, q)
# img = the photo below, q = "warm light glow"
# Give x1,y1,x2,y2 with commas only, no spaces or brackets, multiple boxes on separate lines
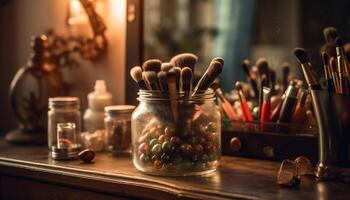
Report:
68,0,89,26
110,0,125,22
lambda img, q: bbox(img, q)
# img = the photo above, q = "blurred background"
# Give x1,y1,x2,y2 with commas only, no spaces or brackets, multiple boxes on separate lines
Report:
143,0,350,91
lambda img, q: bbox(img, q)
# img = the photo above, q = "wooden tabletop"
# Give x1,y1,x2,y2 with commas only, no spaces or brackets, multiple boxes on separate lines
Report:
0,140,349,200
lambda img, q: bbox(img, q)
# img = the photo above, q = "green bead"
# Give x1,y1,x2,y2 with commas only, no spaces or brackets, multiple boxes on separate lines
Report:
151,144,162,155
149,138,159,147
162,141,172,152
201,154,209,162
139,153,150,164
208,153,218,161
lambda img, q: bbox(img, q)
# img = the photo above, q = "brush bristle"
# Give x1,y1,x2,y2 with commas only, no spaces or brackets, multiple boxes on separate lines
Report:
144,71,158,84
323,27,339,43
293,48,309,64
260,74,268,87
270,70,276,83
235,81,243,91
157,71,168,90
335,37,343,47
282,62,290,74
130,66,143,82
181,67,193,80
166,71,177,82
207,61,223,78
322,52,329,65
142,59,162,72
256,58,269,75
157,71,167,82
211,57,224,66
161,62,174,72
169,66,181,81
170,53,198,70
241,59,251,76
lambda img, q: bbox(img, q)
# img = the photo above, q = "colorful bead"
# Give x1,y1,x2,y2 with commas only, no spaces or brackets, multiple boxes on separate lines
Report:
153,159,163,169
138,142,149,154
151,144,162,155
180,143,193,155
162,141,172,152
149,138,159,147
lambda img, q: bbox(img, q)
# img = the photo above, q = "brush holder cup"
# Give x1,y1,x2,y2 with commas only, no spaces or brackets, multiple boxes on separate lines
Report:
311,90,350,180
131,90,221,176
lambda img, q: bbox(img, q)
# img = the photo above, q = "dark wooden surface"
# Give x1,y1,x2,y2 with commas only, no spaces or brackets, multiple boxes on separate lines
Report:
0,140,349,200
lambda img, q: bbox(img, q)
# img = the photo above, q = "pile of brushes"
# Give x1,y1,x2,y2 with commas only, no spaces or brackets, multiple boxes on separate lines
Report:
215,26,350,132
295,27,350,95
212,58,316,130
130,53,224,121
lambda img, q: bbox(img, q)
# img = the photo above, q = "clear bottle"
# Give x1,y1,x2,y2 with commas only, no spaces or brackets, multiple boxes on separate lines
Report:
48,97,81,160
83,80,113,132
105,105,135,154
132,90,221,176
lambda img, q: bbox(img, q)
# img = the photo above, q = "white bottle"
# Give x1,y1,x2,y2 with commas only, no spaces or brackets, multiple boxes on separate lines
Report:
83,80,113,132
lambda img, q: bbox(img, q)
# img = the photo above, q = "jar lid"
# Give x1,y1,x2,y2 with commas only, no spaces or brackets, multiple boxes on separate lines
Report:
105,105,135,115
49,97,80,108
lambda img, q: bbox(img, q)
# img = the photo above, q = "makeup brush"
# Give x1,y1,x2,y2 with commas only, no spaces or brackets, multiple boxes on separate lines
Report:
241,59,259,98
157,71,168,91
167,71,178,122
335,37,350,94
242,59,251,77
210,82,239,121
270,69,276,94
170,53,198,71
260,87,272,125
142,59,162,72
281,62,290,92
181,67,193,97
292,89,309,123
344,43,350,62
130,66,149,90
235,81,253,122
321,27,338,58
258,75,268,121
211,57,224,66
144,71,160,90
270,94,285,122
293,48,322,90
193,60,223,95
329,56,340,93
278,84,298,123
322,52,335,92
169,67,181,91
323,27,339,43
161,62,174,72
142,71,151,89
256,58,270,87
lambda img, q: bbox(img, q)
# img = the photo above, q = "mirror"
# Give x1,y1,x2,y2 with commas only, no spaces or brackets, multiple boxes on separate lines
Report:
143,0,350,91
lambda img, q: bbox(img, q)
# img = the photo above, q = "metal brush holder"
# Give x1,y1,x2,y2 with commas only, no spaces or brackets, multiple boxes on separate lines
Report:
311,90,350,180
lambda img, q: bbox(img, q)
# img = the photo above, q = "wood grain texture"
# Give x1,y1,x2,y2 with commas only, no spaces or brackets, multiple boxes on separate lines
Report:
0,140,349,200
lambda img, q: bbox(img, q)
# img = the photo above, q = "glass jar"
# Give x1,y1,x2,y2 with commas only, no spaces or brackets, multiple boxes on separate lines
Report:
48,97,81,159
132,90,221,176
105,105,135,154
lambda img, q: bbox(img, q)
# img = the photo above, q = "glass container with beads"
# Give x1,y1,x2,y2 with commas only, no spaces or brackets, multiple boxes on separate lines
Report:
132,90,221,176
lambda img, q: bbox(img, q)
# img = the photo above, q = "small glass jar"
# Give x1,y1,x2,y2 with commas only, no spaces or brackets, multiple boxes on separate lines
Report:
48,97,81,159
132,90,221,176
105,105,135,154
